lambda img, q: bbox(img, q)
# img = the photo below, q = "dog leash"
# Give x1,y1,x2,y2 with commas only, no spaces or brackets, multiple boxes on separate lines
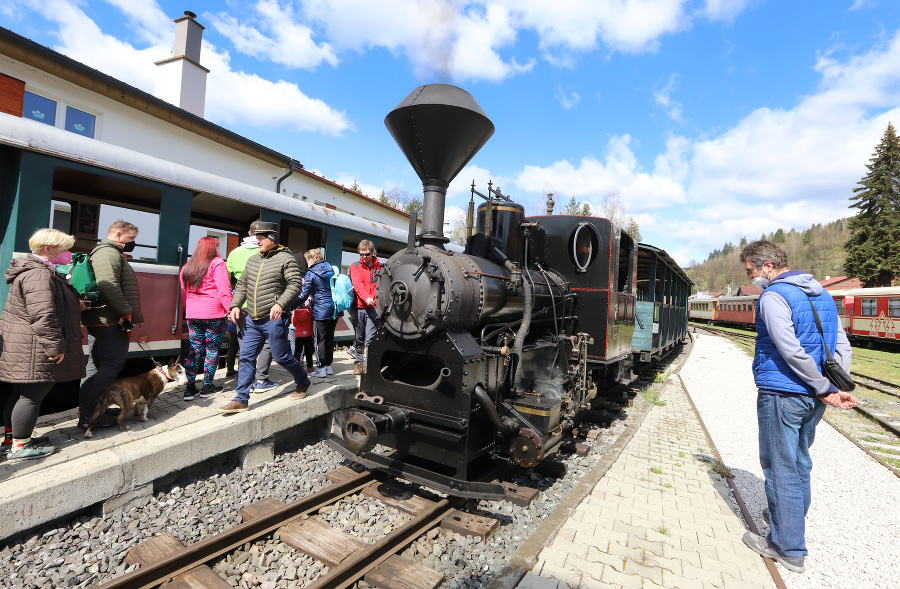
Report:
133,340,159,365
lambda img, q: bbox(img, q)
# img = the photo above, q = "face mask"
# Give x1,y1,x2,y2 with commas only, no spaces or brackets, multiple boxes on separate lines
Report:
751,268,770,289
121,241,137,253
54,251,72,266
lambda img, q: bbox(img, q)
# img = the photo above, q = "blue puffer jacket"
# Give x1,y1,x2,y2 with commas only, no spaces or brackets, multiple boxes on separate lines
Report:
753,272,841,396
297,260,335,321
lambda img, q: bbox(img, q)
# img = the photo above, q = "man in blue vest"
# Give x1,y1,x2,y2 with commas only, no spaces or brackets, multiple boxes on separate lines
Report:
739,240,857,574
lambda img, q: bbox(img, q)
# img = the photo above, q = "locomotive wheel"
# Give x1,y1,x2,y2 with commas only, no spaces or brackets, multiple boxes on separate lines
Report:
510,428,544,468
343,411,379,455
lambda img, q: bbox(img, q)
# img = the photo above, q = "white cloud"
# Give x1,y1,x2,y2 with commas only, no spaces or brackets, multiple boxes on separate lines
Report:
19,0,350,135
514,134,688,213
703,0,756,22
206,0,338,71
653,73,682,121
557,85,581,109
205,1,751,83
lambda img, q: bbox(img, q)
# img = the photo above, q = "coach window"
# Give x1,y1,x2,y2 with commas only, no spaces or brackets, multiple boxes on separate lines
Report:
861,298,877,316
834,298,843,313
889,299,900,317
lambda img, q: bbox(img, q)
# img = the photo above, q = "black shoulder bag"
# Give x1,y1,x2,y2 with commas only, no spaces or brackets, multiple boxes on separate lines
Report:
805,295,855,392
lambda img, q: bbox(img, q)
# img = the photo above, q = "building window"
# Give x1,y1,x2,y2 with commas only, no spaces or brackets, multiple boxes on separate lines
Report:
23,91,56,125
889,299,900,318
65,106,96,138
861,299,877,316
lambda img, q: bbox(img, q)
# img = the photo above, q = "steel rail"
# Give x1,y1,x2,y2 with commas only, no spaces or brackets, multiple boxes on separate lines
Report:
853,405,900,439
823,415,900,479
307,497,455,589
850,370,900,390
93,470,377,589
850,374,900,399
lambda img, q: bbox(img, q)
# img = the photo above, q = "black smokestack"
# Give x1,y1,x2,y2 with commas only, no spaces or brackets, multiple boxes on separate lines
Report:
385,85,494,246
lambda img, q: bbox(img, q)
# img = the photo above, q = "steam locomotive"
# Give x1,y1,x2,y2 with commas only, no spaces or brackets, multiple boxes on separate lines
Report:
327,85,691,499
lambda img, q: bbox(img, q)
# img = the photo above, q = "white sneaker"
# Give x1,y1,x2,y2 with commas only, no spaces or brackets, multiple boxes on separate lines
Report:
325,366,333,375
310,368,328,378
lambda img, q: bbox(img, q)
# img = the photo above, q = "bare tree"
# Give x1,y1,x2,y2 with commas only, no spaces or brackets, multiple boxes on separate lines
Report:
601,192,628,229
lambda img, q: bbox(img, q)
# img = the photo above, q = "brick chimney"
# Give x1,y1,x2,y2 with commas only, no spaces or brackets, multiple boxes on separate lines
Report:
154,11,209,117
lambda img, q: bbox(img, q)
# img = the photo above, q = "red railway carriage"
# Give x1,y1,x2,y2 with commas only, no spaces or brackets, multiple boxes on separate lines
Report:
715,295,758,328
832,287,900,343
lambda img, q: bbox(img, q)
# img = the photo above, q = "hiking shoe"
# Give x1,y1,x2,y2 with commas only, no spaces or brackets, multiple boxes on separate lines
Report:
7,441,56,460
1,436,49,454
78,414,117,430
218,400,249,413
291,380,312,399
325,366,333,376
252,379,279,392
199,384,224,398
310,368,327,378
742,532,805,573
354,362,363,375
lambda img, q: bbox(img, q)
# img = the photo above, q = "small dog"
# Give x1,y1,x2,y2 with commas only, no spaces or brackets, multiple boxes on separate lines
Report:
84,360,188,438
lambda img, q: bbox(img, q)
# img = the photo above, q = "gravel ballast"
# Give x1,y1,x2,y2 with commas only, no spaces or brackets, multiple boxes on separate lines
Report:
0,394,645,589
680,332,900,589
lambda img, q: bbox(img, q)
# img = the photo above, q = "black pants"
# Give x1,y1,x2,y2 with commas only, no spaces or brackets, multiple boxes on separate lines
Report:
294,336,314,368
313,319,338,367
3,382,54,439
80,325,129,417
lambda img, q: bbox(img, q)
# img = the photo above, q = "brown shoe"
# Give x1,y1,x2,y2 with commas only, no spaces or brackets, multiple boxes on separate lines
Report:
354,362,363,375
290,380,311,399
218,400,249,413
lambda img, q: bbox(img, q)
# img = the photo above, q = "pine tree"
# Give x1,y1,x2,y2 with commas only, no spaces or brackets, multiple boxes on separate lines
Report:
773,228,785,243
624,217,642,241
844,123,900,287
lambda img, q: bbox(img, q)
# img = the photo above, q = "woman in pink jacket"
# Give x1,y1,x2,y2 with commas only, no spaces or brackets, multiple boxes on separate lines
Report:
180,237,232,400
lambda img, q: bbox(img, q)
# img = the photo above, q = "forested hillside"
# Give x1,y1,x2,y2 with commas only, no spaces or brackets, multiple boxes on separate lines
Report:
686,220,850,294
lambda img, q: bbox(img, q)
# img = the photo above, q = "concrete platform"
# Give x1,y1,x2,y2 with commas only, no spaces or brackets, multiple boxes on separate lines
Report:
0,355,359,542
522,374,777,588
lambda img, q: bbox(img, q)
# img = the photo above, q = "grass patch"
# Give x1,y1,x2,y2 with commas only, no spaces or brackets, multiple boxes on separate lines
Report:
674,462,682,467
650,466,663,474
654,525,671,536
642,387,666,406
678,451,686,458
662,482,672,488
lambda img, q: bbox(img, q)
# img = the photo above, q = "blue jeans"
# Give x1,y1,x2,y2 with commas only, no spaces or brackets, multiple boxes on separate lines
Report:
233,315,310,404
757,392,826,558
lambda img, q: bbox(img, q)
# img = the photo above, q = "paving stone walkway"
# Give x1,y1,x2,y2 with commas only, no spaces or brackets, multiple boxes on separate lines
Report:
521,378,775,589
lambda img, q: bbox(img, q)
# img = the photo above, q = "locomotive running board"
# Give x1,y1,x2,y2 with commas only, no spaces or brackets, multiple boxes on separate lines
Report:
326,435,506,500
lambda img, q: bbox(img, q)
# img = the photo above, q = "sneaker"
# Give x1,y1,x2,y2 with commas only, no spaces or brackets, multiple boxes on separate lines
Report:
199,384,224,398
310,368,328,378
225,369,238,378
354,362,363,375
290,380,312,399
1,436,49,454
325,366,333,376
77,414,117,430
218,400,249,413
253,379,279,392
7,441,56,460
742,531,805,573
184,384,198,402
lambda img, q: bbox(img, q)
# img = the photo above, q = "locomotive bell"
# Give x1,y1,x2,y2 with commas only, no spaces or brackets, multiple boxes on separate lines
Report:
385,85,495,246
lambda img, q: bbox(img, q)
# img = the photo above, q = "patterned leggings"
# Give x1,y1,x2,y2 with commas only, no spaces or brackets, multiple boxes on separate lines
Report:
186,318,226,386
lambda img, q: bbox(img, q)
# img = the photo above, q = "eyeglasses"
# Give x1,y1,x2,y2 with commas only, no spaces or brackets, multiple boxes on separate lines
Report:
359,252,372,257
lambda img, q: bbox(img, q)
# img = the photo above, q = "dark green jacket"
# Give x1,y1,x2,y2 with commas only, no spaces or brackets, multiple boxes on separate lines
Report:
231,245,301,320
81,239,144,326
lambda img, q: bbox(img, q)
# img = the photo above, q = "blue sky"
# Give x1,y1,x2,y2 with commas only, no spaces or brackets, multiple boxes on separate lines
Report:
2,0,899,265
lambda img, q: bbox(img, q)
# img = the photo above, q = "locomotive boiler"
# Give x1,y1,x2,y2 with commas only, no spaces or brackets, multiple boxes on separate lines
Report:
327,85,605,499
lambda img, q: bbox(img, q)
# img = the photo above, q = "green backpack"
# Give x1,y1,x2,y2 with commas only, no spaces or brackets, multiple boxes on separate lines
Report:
56,252,102,303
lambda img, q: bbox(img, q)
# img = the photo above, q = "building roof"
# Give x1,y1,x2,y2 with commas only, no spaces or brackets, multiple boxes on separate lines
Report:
736,285,762,296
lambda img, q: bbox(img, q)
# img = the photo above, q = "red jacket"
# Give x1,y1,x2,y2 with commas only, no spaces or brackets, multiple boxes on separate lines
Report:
350,258,382,308
291,307,313,337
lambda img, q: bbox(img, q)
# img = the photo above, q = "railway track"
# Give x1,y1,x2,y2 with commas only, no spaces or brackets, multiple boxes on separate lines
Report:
694,324,900,475
93,468,462,589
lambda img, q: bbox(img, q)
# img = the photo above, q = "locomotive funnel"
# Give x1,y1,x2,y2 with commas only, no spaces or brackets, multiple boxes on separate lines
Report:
385,84,494,245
